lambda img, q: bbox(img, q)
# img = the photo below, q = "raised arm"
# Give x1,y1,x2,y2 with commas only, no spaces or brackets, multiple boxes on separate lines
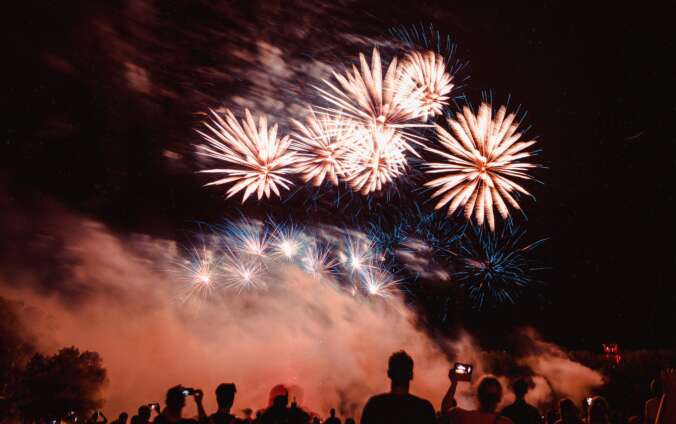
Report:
441,370,459,414
193,389,209,424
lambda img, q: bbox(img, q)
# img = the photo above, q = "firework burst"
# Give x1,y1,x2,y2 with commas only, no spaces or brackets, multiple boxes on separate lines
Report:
196,109,296,202
359,268,400,299
452,225,546,308
343,126,408,195
397,50,454,120
301,244,339,279
317,48,418,128
221,253,265,291
291,110,357,187
425,102,539,230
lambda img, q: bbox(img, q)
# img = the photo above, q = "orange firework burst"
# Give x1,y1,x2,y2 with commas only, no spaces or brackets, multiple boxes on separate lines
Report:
196,109,296,202
424,102,539,230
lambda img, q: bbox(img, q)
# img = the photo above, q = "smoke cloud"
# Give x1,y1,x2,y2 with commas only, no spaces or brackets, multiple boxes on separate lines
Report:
0,195,603,419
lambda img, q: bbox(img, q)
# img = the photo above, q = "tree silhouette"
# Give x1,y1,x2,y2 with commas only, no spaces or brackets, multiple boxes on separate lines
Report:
14,347,108,422
0,297,35,421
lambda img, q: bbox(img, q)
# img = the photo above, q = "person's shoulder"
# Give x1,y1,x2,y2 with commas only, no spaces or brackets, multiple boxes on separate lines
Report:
526,403,540,416
498,415,515,424
365,393,392,404
409,394,435,409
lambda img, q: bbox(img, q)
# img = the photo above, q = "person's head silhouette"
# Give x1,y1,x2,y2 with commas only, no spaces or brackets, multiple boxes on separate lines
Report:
117,413,129,424
512,379,530,400
165,385,187,414
559,398,579,421
216,383,237,412
329,408,337,418
137,406,150,421
387,350,414,390
268,384,289,409
588,397,609,423
477,376,503,412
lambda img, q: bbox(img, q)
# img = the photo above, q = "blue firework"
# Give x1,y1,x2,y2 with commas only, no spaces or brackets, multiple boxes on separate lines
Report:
451,224,547,308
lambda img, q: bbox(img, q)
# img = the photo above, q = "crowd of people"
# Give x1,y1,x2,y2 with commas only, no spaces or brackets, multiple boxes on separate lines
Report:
68,351,676,424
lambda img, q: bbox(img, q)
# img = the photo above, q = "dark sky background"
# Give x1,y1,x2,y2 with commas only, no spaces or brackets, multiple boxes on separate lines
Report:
2,1,675,350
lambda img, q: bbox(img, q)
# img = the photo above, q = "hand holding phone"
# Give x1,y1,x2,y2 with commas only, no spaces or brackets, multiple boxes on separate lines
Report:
450,362,473,382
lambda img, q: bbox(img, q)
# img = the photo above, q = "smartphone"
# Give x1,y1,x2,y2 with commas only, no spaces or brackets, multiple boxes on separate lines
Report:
586,397,593,406
452,362,473,381
182,388,195,397
149,403,160,411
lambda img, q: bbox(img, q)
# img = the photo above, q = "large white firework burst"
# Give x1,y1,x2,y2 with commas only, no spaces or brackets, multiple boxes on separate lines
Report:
318,48,414,127
344,126,408,195
290,110,358,187
196,109,296,202
316,48,430,155
424,102,538,230
397,50,454,121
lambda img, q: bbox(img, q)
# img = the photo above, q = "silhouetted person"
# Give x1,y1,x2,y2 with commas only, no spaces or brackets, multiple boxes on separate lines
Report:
259,385,310,424
645,378,662,424
111,413,129,424
210,383,237,424
587,397,610,424
554,399,583,424
131,405,154,424
441,375,513,424
325,408,341,424
241,408,253,423
360,350,436,424
546,410,560,424
153,385,208,424
501,379,542,424
345,419,356,424
88,411,108,424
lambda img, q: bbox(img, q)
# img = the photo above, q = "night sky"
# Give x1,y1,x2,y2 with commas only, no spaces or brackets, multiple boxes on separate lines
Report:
3,1,675,349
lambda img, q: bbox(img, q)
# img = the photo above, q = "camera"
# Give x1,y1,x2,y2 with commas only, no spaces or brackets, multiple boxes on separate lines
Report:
586,397,593,406
149,403,160,411
452,362,473,381
182,388,195,397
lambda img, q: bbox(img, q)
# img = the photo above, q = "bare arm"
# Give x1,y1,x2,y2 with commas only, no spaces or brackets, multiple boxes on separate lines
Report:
441,370,459,414
193,389,209,424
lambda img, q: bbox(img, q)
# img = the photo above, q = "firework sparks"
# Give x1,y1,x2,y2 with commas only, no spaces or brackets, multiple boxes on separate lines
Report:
222,220,270,257
271,223,303,259
174,243,222,305
397,50,454,120
317,48,418,128
291,110,358,187
344,126,408,195
222,255,264,291
425,102,539,230
452,225,546,308
360,268,400,299
341,233,376,273
196,109,296,202
301,245,338,279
